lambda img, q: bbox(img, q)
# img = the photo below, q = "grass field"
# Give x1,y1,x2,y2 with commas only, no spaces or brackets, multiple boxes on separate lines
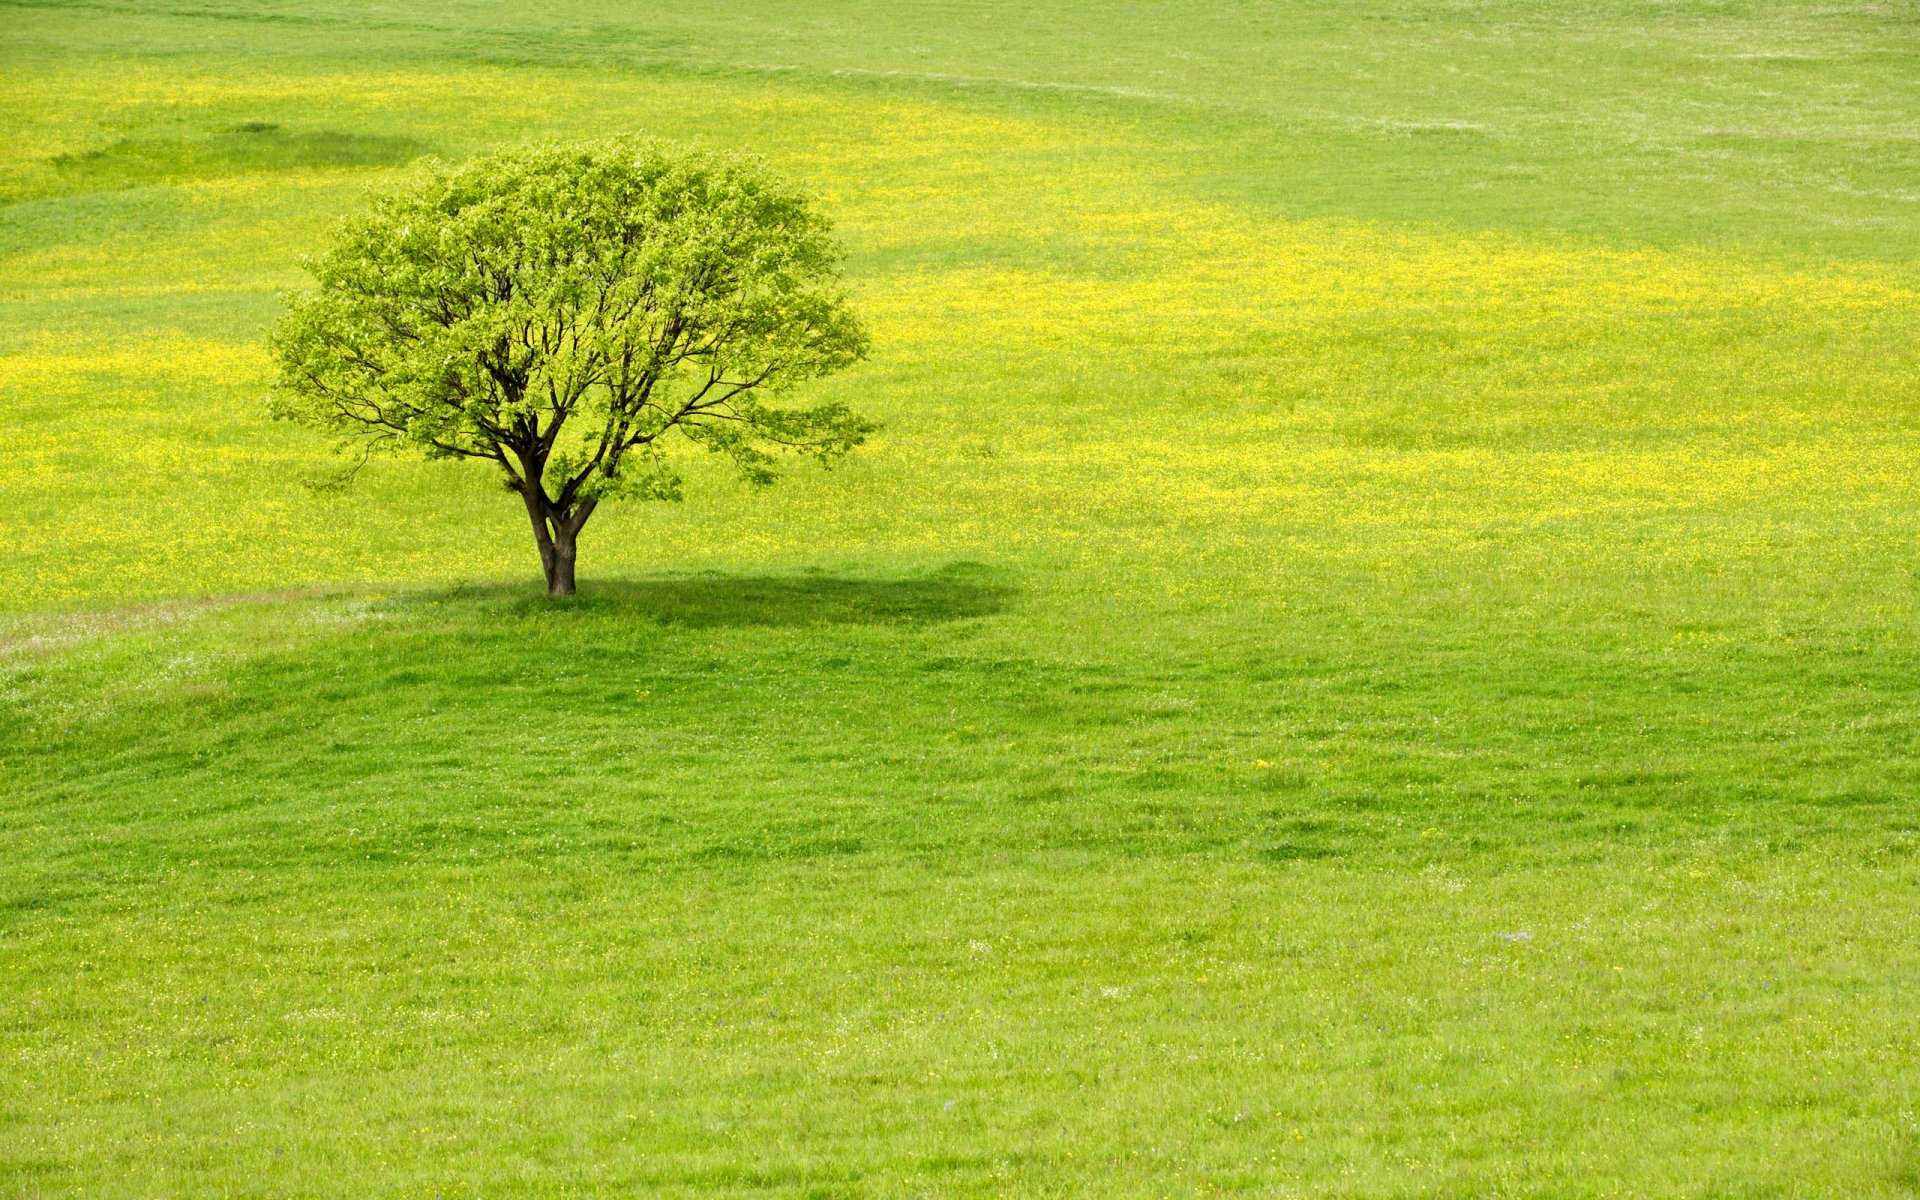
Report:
4,1,1920,1195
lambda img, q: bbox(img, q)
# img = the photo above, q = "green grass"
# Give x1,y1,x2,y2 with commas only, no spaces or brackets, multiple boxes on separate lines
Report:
4,1,1920,1195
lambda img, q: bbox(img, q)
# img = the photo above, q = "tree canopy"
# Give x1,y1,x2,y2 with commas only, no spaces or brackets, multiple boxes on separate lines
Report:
271,139,872,594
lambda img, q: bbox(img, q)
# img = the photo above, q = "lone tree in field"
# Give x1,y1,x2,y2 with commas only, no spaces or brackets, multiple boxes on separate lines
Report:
271,140,871,595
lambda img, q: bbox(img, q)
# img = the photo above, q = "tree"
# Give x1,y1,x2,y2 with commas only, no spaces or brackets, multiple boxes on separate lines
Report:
270,139,872,595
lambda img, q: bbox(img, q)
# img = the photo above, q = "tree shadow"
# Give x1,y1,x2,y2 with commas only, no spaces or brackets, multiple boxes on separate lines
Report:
439,561,1017,628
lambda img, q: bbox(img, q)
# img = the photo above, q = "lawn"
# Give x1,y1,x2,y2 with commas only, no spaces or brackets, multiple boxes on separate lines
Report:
3,1,1919,1195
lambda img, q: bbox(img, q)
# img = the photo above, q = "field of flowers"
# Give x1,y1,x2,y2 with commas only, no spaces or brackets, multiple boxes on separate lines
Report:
4,2,1919,1195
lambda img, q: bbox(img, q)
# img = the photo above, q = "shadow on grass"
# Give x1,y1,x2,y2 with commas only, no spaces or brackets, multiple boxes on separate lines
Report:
438,561,1017,628
48,124,429,191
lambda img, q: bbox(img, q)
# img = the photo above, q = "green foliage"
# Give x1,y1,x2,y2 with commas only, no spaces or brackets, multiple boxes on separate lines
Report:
271,139,871,588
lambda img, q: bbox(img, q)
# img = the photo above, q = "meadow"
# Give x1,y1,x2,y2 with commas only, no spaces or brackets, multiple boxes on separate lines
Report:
3,1,1920,1194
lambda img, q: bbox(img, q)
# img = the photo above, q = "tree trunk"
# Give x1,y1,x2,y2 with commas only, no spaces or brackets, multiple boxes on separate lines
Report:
518,476,591,597
546,525,578,596
519,485,568,597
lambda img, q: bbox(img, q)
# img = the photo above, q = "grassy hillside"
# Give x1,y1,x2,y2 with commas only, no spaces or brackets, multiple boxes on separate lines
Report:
3,2,1918,1195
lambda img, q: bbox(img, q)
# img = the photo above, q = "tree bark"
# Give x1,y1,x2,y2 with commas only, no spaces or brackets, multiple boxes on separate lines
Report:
546,525,578,596
519,482,593,596
514,481,564,595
